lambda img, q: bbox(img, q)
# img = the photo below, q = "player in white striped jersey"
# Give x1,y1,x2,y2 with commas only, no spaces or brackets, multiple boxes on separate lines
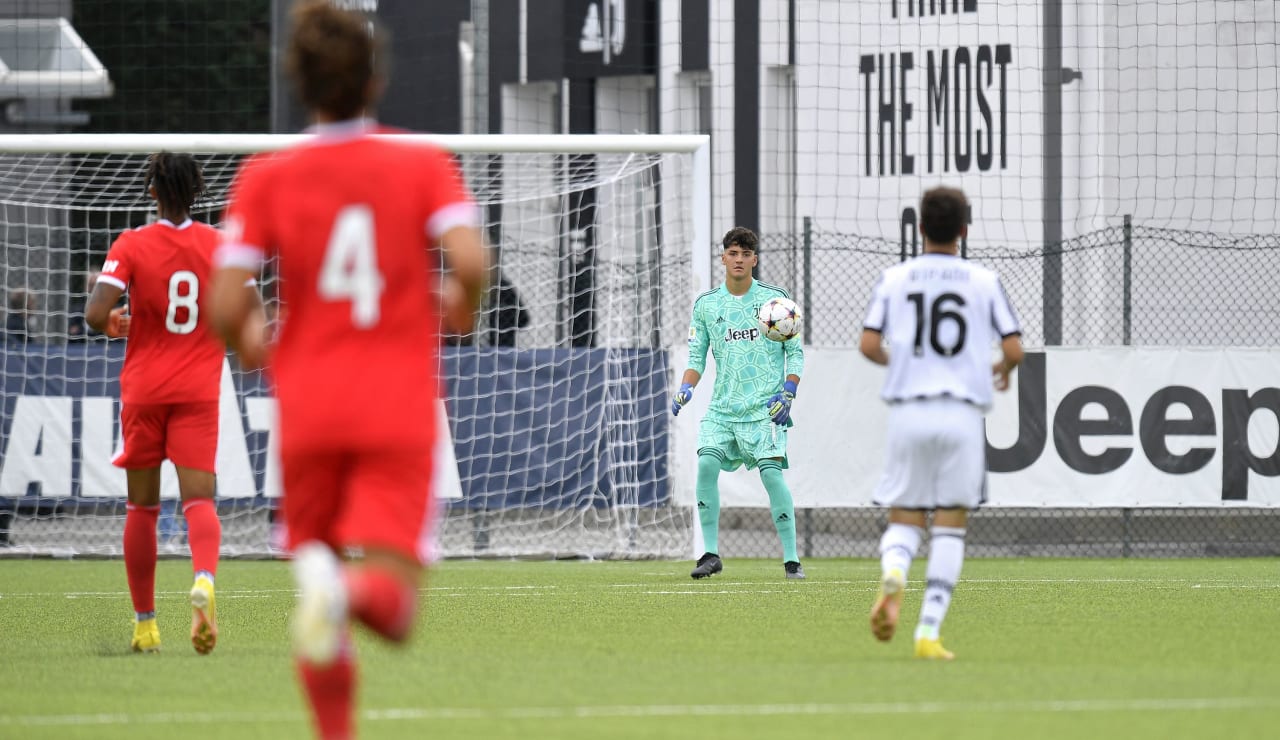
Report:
859,186,1023,660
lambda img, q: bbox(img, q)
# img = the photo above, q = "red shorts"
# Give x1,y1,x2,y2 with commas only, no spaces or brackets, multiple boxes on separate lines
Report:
280,448,437,564
112,402,219,473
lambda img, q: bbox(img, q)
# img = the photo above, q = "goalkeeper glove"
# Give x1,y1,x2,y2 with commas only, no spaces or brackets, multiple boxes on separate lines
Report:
671,383,694,417
767,380,798,425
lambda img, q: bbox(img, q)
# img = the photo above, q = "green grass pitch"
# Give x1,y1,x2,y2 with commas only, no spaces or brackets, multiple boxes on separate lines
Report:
1,558,1277,739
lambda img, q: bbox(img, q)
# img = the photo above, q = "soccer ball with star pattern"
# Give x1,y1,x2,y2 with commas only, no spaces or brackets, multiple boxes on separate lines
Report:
757,297,802,342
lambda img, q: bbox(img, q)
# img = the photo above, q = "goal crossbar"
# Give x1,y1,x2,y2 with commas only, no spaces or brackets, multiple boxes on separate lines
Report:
0,133,710,155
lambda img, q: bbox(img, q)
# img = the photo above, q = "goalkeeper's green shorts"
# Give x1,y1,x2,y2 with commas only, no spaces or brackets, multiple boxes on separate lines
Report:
696,416,789,472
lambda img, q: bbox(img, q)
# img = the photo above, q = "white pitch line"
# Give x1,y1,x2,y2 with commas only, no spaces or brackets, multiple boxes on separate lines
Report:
641,589,796,595
2,697,1277,727
1,577,1276,600
0,589,297,600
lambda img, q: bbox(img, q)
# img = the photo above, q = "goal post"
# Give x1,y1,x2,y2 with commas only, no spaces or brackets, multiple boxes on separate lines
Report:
0,133,711,559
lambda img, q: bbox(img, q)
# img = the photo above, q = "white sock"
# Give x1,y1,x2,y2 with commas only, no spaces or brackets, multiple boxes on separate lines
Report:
878,523,923,582
915,526,965,641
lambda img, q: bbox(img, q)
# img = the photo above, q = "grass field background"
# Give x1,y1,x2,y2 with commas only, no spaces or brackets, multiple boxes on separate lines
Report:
1,558,1277,739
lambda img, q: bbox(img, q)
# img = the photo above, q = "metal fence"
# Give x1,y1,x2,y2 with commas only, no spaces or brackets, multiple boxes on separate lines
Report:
705,219,1280,559
757,220,1280,349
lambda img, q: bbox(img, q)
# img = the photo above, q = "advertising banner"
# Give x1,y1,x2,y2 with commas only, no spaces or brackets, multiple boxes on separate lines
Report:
672,347,1280,507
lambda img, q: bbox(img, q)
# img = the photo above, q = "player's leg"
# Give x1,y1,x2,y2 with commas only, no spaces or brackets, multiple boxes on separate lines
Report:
346,548,421,642
340,448,435,643
748,420,802,577
294,447,433,740
913,402,983,661
115,403,166,653
692,451,725,577
757,460,802,574
691,418,734,578
170,401,222,655
283,452,349,661
912,508,966,661
176,467,219,654
296,551,432,740
869,403,932,643
872,508,925,642
282,451,353,740
124,467,163,652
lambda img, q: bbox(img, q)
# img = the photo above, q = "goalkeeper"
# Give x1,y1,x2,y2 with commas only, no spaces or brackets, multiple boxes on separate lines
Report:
671,226,806,580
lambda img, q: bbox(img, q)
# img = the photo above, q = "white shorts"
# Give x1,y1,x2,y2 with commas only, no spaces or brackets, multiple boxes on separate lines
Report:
872,398,987,510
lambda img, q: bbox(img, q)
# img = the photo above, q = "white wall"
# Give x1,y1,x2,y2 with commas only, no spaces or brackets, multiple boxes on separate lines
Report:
1097,0,1278,234
651,0,1277,348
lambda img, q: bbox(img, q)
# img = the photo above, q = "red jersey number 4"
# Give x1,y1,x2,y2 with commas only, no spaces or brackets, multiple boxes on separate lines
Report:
318,205,385,328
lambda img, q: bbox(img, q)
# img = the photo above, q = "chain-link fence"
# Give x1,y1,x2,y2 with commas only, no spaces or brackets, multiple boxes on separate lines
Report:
702,219,1280,559
757,221,1280,349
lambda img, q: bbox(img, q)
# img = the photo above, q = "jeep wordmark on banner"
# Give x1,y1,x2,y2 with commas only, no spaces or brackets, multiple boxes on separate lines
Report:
984,349,1280,505
672,348,1280,509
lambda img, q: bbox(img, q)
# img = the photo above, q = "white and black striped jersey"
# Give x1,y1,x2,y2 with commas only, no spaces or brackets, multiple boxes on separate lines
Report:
862,253,1021,411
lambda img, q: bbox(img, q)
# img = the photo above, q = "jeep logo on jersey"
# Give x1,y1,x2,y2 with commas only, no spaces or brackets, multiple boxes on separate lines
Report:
725,327,760,343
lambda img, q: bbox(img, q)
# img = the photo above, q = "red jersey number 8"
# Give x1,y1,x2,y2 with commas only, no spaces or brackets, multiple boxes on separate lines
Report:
166,270,199,334
318,205,384,328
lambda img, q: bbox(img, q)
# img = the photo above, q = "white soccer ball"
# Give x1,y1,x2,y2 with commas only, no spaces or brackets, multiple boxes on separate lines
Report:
757,297,802,342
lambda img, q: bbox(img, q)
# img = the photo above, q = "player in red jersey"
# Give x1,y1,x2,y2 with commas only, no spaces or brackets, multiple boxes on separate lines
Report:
210,3,487,738
86,152,260,656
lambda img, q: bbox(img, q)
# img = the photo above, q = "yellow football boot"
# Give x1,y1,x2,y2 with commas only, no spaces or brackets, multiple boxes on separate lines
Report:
913,637,956,661
190,575,218,655
131,617,161,653
869,568,905,642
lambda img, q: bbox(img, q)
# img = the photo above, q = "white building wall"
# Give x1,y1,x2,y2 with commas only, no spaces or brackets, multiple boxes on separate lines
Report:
652,0,1276,347
499,0,1278,347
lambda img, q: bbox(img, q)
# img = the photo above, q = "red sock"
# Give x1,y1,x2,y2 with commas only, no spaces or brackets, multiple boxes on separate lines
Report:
123,503,160,614
297,638,356,740
346,568,417,642
182,498,221,577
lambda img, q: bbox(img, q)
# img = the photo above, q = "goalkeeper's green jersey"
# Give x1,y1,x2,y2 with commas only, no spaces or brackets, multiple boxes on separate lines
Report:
685,280,805,423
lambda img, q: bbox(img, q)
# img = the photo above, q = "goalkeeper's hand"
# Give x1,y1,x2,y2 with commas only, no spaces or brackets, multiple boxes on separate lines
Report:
671,383,694,416
767,380,798,425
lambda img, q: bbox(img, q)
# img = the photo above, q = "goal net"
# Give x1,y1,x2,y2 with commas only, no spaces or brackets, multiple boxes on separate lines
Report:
0,133,710,559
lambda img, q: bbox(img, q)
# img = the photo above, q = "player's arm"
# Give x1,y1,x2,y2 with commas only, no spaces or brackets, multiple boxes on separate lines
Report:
211,266,268,369
243,279,266,323
860,329,888,366
232,277,268,349
86,242,132,338
860,274,890,366
672,304,710,416
781,324,805,376
990,275,1023,391
213,160,272,369
439,224,489,335
425,149,490,334
993,334,1024,391
686,301,711,375
84,281,129,338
